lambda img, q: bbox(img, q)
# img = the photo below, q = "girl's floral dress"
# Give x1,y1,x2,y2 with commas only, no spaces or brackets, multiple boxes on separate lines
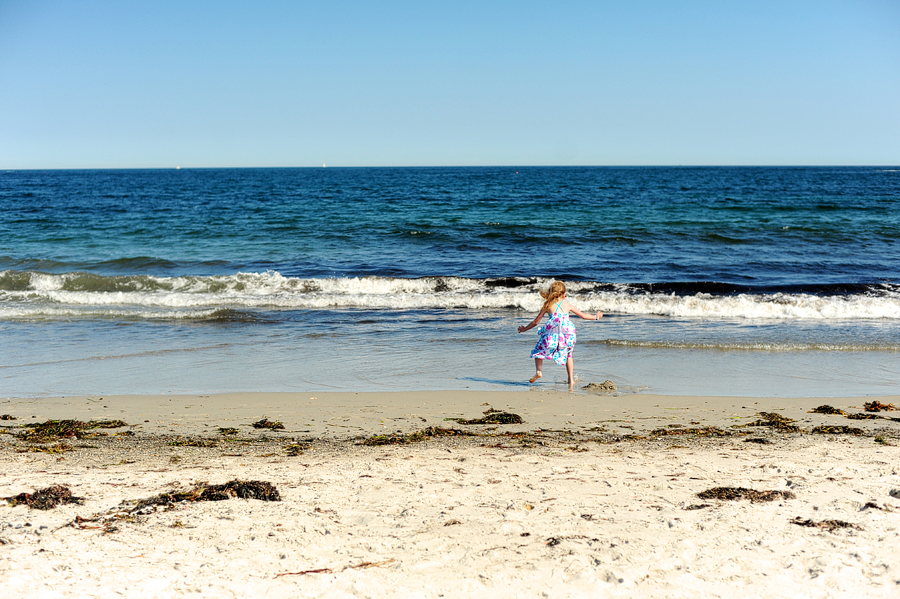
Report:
530,303,576,365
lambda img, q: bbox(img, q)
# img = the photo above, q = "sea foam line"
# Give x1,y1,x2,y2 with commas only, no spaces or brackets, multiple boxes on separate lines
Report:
589,339,900,352
2,271,899,320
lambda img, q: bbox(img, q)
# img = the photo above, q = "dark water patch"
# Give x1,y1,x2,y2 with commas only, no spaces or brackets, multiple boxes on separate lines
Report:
485,277,538,288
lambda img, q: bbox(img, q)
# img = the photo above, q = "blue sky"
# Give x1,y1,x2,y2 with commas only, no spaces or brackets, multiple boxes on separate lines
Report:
1,0,898,168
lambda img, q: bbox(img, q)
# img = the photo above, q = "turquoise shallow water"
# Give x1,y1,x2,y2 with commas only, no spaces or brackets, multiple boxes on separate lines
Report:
1,167,899,397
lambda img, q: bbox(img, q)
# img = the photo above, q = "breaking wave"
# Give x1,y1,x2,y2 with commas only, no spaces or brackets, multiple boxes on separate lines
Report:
2,270,899,320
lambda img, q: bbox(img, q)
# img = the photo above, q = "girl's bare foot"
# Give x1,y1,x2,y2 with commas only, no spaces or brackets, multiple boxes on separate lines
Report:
529,372,542,383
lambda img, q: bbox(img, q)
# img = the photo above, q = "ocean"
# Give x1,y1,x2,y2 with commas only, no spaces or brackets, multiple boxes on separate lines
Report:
2,166,899,398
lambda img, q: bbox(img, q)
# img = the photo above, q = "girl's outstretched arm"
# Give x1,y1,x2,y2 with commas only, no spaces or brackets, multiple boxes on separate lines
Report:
517,310,546,333
569,305,603,320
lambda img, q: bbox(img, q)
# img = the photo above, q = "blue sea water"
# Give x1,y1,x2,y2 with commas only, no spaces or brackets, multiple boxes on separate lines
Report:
1,166,899,397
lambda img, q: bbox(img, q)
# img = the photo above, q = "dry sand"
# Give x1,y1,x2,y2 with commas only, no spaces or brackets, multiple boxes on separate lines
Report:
2,390,900,598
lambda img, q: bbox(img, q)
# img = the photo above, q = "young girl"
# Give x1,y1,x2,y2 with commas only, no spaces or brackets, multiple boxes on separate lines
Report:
517,281,602,390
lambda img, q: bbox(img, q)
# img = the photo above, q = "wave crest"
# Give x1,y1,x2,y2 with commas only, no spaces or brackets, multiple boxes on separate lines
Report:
1,270,899,320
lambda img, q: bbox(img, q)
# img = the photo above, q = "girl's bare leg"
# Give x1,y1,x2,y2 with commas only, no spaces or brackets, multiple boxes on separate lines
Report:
566,355,574,391
529,358,543,383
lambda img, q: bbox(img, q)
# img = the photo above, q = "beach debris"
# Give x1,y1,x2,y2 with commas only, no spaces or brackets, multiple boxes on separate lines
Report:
480,430,552,448
167,438,219,448
252,418,285,430
864,401,896,412
861,502,892,512
285,442,309,456
15,419,129,443
875,436,895,446
448,410,524,425
790,517,860,531
4,485,84,510
275,559,397,578
0,414,17,420
811,425,864,435
582,380,617,393
360,426,474,446
696,487,795,502
744,438,772,445
68,480,282,532
217,427,240,436
127,480,281,513
684,504,712,510
650,426,731,438
889,489,900,499
444,519,462,526
808,405,846,415
845,413,882,420
739,412,801,432
17,442,74,454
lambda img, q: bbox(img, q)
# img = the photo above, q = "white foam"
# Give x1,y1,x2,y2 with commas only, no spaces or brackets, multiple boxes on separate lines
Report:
577,290,900,320
3,271,900,320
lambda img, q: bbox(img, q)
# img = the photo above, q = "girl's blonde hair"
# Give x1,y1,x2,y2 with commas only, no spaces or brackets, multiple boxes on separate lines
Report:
539,280,566,313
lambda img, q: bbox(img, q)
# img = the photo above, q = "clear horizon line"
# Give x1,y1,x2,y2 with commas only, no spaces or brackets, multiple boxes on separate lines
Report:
4,164,899,171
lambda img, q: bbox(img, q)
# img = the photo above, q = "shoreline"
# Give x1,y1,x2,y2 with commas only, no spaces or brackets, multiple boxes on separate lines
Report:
2,391,900,597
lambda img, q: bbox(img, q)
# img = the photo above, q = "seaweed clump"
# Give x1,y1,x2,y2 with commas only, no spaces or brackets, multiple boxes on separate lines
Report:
16,419,129,443
845,413,883,420
252,418,285,430
740,412,801,433
218,427,240,436
4,485,84,510
864,401,896,412
360,426,474,446
129,480,281,513
791,517,860,531
167,438,219,448
0,414,17,421
285,442,310,456
811,425,864,435
697,487,795,502
809,405,846,415
448,410,524,425
18,442,74,454
650,426,731,438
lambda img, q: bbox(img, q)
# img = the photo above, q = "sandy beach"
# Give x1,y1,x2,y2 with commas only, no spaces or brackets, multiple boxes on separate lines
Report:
1,390,899,597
